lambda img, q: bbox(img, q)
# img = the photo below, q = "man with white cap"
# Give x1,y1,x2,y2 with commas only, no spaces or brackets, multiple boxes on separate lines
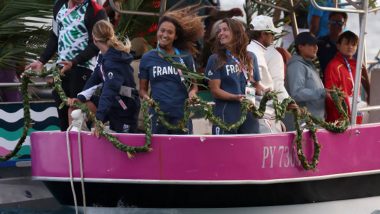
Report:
247,15,281,91
247,15,291,133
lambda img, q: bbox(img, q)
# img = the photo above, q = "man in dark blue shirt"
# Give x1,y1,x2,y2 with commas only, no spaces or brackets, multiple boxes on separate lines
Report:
317,11,348,81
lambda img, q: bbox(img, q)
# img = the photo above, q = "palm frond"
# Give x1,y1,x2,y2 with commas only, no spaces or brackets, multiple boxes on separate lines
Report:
0,0,52,71
116,0,159,42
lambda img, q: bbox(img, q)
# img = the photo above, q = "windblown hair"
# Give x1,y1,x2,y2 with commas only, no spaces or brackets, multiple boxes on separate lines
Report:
92,20,131,53
213,18,253,78
159,5,205,54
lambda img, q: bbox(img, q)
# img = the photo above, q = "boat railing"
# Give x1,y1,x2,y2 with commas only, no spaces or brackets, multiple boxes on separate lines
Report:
0,81,53,103
0,82,47,87
310,0,379,13
368,49,380,71
311,0,380,13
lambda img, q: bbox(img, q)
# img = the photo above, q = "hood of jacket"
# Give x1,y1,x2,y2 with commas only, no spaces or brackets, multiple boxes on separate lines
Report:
102,47,133,66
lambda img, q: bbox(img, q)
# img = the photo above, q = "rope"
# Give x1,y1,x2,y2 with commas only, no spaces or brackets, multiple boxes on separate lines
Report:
76,118,87,214
68,110,87,213
65,125,79,214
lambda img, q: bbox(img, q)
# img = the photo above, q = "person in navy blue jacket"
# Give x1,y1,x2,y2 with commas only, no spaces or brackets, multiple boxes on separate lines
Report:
68,20,140,133
139,6,204,134
205,18,260,135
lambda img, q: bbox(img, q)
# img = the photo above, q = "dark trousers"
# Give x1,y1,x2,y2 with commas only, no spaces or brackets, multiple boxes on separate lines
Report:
52,66,92,131
108,101,140,133
150,113,193,135
212,101,259,135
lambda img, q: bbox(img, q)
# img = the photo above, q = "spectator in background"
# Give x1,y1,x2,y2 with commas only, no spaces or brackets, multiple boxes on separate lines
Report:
317,11,348,80
26,0,107,131
308,0,334,38
285,32,326,130
324,31,370,124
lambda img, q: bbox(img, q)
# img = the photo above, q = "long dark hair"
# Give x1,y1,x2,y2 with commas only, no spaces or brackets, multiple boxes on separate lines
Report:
158,5,204,55
213,18,253,78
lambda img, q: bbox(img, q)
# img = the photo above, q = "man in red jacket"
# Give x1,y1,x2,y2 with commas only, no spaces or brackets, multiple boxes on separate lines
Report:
324,31,370,123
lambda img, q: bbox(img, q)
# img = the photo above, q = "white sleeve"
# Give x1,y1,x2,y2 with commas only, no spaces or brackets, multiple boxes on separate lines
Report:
78,83,103,101
265,47,289,101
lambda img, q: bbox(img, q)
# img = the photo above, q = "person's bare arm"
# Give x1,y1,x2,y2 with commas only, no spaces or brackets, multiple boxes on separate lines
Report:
188,82,198,99
139,79,150,99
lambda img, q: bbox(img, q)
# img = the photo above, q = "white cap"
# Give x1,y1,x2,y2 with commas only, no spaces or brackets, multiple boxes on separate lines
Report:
250,15,281,34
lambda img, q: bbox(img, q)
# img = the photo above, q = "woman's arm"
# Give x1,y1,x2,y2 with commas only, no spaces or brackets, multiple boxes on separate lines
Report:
188,82,198,98
139,79,150,99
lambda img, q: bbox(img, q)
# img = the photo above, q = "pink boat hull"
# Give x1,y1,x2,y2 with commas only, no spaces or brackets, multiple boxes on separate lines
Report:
31,123,380,207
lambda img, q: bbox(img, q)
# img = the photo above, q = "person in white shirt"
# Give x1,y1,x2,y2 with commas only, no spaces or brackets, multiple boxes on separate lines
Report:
247,15,296,133
247,15,281,91
265,46,289,101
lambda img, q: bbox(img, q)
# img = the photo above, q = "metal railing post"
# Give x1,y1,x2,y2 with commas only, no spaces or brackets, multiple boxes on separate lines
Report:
351,0,369,125
288,0,299,38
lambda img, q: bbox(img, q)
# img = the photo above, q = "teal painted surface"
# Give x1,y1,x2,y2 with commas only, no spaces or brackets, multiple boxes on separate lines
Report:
0,102,60,166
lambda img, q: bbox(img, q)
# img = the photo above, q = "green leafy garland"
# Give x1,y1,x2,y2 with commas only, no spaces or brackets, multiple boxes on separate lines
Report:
1,65,349,171
290,89,348,170
157,48,208,90
0,75,31,161
48,67,152,158
0,69,51,161
142,89,348,170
